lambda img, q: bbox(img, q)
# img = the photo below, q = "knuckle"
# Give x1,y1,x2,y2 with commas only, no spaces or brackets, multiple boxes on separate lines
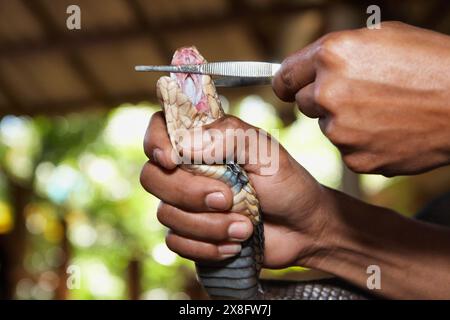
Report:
326,117,348,145
322,120,339,143
156,202,171,224
313,83,335,109
273,64,296,102
209,218,229,240
143,111,164,158
150,110,164,123
144,111,165,151
182,182,199,205
279,63,296,91
342,154,364,173
143,136,152,160
313,83,326,105
380,20,404,29
343,153,381,174
139,164,147,189
139,162,152,192
224,115,244,129
174,181,204,211
186,244,208,260
321,118,349,147
177,187,192,208
316,31,355,65
165,233,181,255
314,79,347,111
316,33,340,61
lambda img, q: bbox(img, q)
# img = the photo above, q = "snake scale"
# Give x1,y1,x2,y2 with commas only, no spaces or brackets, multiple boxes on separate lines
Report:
156,46,369,300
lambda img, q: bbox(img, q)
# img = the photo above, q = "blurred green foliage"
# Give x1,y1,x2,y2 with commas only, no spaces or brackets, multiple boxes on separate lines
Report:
0,104,195,299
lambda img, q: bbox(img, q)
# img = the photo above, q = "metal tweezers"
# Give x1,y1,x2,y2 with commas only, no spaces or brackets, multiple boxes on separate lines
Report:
134,61,281,87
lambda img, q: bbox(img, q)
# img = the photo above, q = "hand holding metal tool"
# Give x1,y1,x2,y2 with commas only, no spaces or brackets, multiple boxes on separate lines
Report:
134,61,281,87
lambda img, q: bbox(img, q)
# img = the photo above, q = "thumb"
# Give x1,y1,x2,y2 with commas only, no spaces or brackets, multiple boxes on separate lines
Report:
178,116,281,175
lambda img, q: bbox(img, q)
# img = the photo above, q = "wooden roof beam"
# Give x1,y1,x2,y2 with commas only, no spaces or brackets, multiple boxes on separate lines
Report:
126,0,174,59
229,0,274,60
0,90,158,117
0,72,26,114
0,2,322,59
20,0,112,108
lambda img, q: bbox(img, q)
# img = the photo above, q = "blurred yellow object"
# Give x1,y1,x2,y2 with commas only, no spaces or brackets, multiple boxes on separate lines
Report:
262,266,336,282
44,218,64,243
65,210,87,226
0,201,14,234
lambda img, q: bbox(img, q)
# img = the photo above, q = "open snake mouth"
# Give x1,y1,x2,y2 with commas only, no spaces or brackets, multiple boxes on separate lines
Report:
170,46,209,112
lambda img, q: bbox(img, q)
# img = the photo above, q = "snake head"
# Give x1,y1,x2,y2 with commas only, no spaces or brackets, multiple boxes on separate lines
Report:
170,46,208,112
156,46,224,153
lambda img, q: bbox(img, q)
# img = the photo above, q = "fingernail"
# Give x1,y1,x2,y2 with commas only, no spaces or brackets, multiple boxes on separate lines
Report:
205,192,227,210
228,222,251,241
218,244,241,257
152,148,163,165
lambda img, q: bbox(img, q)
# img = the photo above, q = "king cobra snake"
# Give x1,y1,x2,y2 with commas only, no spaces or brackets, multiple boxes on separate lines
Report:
156,46,370,300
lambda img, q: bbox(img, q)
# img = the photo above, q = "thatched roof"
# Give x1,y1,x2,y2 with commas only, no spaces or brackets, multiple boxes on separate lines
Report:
0,0,449,123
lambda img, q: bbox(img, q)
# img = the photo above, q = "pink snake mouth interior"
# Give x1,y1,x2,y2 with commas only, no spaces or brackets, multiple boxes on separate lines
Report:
171,47,209,112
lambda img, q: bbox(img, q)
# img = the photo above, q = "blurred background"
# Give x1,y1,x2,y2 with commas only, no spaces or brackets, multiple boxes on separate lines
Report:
0,0,449,299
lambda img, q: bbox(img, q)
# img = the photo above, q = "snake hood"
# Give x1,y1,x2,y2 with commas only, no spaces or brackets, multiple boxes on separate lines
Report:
156,46,224,153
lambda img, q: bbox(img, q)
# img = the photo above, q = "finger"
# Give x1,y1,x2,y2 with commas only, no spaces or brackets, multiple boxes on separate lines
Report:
140,161,233,212
272,41,319,102
177,115,281,174
157,202,253,242
143,111,177,170
295,82,326,118
166,231,242,261
318,116,332,137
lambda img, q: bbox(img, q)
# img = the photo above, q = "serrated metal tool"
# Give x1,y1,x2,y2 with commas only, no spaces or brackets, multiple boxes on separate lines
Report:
134,61,281,87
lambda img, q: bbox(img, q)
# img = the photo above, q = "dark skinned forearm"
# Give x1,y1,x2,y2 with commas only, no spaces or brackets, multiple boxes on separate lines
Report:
301,187,450,299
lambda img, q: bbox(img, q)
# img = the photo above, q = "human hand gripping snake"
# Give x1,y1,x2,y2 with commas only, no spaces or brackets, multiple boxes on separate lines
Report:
156,46,369,300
